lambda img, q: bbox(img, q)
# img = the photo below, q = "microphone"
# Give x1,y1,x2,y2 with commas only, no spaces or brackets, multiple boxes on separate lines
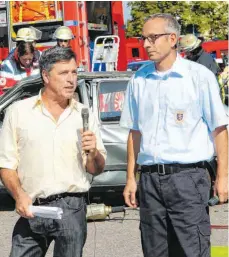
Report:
81,108,89,132
81,108,89,155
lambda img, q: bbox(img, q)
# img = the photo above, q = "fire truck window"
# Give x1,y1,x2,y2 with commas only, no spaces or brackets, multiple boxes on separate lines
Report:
86,2,111,29
98,80,128,122
132,48,139,58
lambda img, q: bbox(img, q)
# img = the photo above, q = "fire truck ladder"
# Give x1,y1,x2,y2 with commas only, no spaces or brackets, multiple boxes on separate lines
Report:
75,1,90,71
91,35,120,72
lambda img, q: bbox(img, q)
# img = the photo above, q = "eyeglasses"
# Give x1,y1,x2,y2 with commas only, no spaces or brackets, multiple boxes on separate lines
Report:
140,33,171,44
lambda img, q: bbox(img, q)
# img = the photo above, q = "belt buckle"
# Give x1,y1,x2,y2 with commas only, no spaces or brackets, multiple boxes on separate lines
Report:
157,164,166,175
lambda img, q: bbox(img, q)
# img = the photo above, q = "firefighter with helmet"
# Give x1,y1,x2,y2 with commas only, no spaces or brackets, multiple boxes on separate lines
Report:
16,27,41,47
8,27,42,58
53,26,74,48
0,27,41,93
2,27,42,69
179,34,220,77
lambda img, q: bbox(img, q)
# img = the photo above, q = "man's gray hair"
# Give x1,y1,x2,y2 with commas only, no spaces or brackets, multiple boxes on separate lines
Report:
39,46,76,73
144,13,181,38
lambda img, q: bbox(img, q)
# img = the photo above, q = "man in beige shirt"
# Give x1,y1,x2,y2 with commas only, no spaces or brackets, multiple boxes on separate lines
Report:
0,46,106,257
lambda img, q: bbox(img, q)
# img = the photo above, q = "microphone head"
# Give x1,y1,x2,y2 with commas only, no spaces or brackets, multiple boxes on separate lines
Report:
81,108,89,118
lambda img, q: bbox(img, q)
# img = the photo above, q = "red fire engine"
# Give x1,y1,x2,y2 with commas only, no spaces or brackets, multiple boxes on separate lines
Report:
125,37,149,64
202,40,228,60
126,37,228,65
0,1,127,71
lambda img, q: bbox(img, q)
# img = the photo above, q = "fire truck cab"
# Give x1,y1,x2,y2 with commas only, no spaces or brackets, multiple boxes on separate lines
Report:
0,1,127,71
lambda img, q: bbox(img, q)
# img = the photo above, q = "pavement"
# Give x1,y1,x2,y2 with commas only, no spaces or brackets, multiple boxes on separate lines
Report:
0,197,227,257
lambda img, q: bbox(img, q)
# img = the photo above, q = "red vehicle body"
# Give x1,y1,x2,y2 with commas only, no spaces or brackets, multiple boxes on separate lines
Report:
202,40,228,60
125,37,149,64
126,37,228,64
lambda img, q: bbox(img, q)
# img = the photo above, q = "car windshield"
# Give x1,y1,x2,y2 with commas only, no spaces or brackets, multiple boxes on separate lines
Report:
98,80,128,122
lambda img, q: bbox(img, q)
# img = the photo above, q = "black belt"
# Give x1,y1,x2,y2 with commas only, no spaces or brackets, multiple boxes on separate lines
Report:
34,192,86,205
141,161,208,175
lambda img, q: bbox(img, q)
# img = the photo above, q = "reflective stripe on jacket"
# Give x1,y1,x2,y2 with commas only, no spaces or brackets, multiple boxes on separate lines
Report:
0,49,41,88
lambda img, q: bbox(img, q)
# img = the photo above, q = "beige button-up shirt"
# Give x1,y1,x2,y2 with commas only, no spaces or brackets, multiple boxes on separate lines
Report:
0,92,107,201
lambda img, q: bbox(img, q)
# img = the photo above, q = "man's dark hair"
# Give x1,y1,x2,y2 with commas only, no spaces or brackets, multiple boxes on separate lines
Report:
39,46,76,74
17,41,34,57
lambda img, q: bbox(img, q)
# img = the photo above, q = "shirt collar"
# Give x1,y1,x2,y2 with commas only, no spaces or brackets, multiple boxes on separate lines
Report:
69,97,79,110
145,53,188,77
171,54,189,76
33,89,43,108
33,89,79,111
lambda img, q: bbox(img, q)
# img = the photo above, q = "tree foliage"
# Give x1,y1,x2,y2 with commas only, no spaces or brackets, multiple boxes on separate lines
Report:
126,1,228,40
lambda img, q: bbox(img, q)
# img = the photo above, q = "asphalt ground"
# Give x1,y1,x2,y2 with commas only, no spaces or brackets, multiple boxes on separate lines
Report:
0,193,227,257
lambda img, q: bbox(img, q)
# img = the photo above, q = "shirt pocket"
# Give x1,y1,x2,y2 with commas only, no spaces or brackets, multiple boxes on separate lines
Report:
165,100,201,128
17,127,37,150
17,128,29,144
59,129,80,160
17,125,46,144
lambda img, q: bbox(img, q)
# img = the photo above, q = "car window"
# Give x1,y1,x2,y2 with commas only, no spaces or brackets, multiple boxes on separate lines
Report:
98,80,128,122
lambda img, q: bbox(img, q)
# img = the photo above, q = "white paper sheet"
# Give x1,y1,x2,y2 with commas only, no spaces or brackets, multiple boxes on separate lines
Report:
29,205,63,220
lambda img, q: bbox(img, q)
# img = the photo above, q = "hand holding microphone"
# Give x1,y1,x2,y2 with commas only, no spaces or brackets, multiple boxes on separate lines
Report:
81,108,97,158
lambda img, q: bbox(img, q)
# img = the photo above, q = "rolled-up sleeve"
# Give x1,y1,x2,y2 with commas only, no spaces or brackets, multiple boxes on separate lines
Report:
201,70,228,132
120,76,139,130
0,105,19,170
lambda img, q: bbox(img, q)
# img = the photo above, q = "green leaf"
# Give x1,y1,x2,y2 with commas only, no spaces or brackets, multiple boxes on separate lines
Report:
126,1,228,39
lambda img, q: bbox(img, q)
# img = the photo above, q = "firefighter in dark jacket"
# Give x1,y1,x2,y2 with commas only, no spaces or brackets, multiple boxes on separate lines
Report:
179,34,220,77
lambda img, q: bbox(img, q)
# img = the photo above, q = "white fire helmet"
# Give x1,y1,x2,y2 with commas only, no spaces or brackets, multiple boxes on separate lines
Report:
179,34,201,52
53,26,74,40
16,27,42,42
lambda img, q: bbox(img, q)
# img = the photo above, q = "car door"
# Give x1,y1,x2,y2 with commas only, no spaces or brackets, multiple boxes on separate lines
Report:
90,77,130,189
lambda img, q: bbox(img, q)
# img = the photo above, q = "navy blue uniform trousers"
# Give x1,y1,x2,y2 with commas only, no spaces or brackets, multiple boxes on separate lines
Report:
139,168,211,257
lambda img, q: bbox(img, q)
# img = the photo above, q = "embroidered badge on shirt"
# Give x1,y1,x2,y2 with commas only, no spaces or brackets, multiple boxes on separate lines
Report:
175,111,185,124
